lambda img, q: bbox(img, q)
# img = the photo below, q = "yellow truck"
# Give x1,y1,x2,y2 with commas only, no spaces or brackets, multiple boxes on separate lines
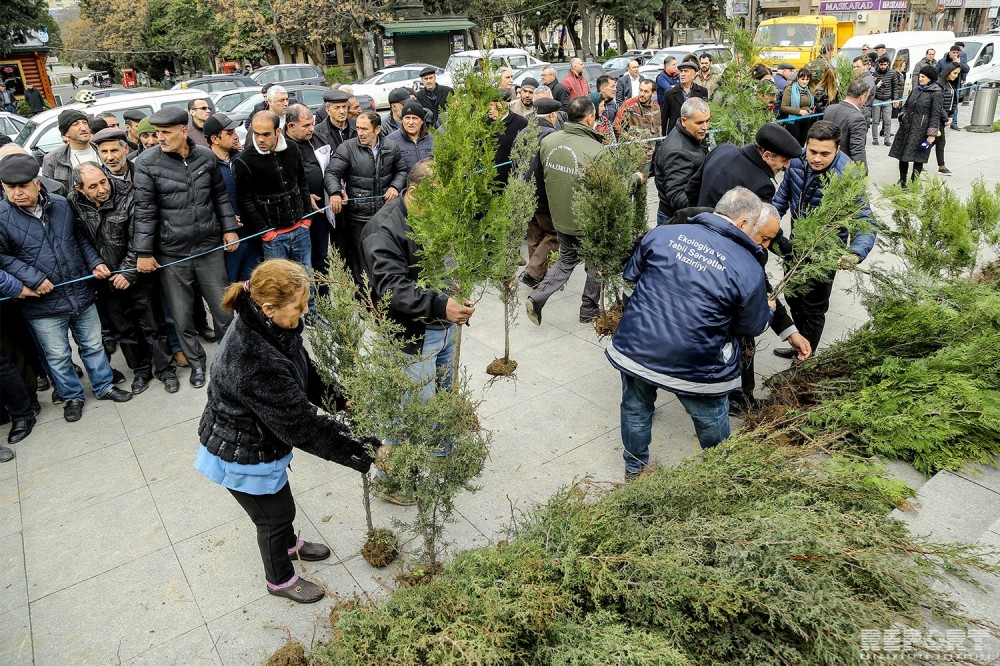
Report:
755,15,855,70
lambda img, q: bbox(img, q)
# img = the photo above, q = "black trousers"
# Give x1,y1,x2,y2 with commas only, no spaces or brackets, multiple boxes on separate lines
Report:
97,277,175,379
738,336,757,397
310,218,332,297
229,482,298,585
0,351,33,421
157,253,232,368
935,130,947,167
785,270,836,352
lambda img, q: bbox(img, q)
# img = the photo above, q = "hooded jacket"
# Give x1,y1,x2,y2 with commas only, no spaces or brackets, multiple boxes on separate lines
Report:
67,178,139,284
232,132,311,234
539,121,605,236
606,212,772,396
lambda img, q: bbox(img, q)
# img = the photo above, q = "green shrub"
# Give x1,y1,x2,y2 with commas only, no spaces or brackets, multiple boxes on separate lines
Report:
601,47,619,61
325,67,352,85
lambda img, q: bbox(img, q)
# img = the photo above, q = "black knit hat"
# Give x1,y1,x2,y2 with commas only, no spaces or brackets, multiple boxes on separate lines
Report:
401,101,425,119
58,109,88,135
919,65,939,83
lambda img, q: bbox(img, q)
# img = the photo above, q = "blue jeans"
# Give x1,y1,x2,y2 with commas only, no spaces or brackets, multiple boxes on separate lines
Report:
28,304,114,401
224,237,262,283
620,372,730,473
656,210,672,226
262,226,313,312
405,326,455,402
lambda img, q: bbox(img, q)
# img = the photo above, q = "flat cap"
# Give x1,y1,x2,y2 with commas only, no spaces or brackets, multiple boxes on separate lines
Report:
873,43,886,49
419,66,437,77
388,87,412,105
519,77,539,90
755,123,802,159
776,62,795,71
91,128,127,145
499,87,513,101
401,101,425,119
0,154,41,185
323,89,351,104
136,117,156,136
677,61,698,72
534,98,561,114
203,112,239,138
148,107,189,127
58,109,89,136
123,109,147,122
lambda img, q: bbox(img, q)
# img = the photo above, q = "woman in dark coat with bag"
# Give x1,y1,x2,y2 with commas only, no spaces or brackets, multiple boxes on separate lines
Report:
195,259,381,603
889,65,945,186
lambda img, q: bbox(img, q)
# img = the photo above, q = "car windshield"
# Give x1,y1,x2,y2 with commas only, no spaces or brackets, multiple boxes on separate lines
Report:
214,93,245,112
232,93,264,113
963,41,984,60
363,71,387,84
14,120,36,147
755,24,818,47
513,66,544,86
646,50,692,67
445,55,476,73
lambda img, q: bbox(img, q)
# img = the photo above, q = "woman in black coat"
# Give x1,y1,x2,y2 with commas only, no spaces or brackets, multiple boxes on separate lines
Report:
195,259,379,603
935,63,961,176
889,65,945,186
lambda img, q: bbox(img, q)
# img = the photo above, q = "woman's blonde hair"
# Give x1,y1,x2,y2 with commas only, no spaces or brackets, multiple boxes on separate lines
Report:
221,259,309,313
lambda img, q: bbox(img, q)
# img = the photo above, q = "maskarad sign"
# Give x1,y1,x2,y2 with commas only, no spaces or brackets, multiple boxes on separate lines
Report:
818,0,908,9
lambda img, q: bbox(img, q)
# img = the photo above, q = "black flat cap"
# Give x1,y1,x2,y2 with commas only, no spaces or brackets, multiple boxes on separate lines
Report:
91,128,127,145
499,88,513,101
203,113,240,138
401,101,425,119
388,87,412,105
323,89,351,104
756,123,802,159
677,61,698,72
873,43,886,49
0,154,41,185
123,109,147,122
519,77,539,90
419,66,437,77
148,107,189,127
534,98,561,114
777,62,795,71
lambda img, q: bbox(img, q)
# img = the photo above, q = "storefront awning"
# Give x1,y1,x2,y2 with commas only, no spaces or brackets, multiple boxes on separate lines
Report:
381,19,475,36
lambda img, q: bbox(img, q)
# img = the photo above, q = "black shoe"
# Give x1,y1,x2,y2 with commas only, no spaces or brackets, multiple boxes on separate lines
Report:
772,347,796,359
112,368,126,385
51,390,64,405
728,393,761,416
525,298,542,326
267,577,324,604
64,399,84,422
162,373,180,393
131,374,152,395
190,366,206,388
199,328,217,343
30,398,41,415
579,312,598,323
103,337,117,356
289,541,331,562
98,386,133,403
36,375,50,392
883,139,891,146
0,447,13,463
519,272,540,288
8,417,35,444
74,363,83,378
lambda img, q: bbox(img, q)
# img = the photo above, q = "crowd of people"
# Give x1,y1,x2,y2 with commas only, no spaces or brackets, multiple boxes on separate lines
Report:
0,50,906,601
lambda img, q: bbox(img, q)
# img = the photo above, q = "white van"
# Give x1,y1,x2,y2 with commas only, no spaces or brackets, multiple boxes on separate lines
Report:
14,89,208,159
444,48,546,74
961,35,1000,85
838,31,955,94
639,43,732,78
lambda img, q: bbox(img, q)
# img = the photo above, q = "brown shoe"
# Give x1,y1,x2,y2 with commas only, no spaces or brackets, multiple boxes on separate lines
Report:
267,576,324,603
173,351,189,367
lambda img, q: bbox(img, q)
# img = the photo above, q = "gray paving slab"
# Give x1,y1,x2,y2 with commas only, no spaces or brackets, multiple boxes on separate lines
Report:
891,471,1000,544
0,531,27,615
0,604,33,666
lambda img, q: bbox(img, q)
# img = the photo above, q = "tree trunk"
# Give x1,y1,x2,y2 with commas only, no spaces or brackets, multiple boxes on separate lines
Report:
362,474,374,533
616,21,626,52
598,15,605,54
451,324,463,391
503,290,511,361
268,32,286,64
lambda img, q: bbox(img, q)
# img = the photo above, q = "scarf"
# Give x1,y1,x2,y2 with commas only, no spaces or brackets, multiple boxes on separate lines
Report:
791,81,814,109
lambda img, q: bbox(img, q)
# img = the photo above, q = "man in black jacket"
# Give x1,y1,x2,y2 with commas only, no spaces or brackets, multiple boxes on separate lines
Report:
23,82,45,115
653,97,710,223
520,98,561,287
871,56,900,146
284,104,332,288
68,163,178,395
490,93,529,185
133,107,240,388
685,123,801,208
414,66,454,125
541,67,571,112
660,62,708,136
234,111,312,272
324,111,408,284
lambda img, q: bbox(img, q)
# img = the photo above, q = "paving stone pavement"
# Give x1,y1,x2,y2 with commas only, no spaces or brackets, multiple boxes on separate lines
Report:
2,106,999,664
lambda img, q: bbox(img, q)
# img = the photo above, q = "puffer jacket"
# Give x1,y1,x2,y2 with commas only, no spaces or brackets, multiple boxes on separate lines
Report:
67,179,138,284
606,212,772,396
871,65,900,102
359,197,450,355
198,288,375,471
233,133,311,234
0,268,23,299
323,137,409,227
132,139,238,259
772,151,876,259
0,193,103,319
385,128,434,171
540,121,605,235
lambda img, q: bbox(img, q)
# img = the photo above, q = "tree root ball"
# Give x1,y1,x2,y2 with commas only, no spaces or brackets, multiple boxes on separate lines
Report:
593,306,623,337
395,561,445,588
267,641,307,666
486,357,518,376
361,528,399,568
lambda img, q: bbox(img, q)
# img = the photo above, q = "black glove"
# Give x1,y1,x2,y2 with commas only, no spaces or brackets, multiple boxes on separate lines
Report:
343,436,379,474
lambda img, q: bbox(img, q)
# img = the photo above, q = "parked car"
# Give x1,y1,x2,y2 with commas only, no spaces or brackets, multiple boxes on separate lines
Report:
226,84,365,142
210,87,260,112
602,55,636,71
14,89,208,159
622,49,658,62
512,61,606,94
348,64,453,109
445,48,546,74
173,74,257,93
249,64,326,87
965,34,1000,87
0,111,29,139
638,44,732,78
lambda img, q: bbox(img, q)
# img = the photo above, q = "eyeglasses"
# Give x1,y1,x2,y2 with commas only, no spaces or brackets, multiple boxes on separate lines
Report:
192,106,210,111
